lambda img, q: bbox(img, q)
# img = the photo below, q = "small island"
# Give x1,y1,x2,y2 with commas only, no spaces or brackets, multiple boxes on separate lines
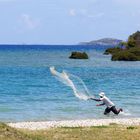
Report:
104,31,140,61
69,52,89,59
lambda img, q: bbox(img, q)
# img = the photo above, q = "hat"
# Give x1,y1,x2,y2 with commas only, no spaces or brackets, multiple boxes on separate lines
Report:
99,92,105,97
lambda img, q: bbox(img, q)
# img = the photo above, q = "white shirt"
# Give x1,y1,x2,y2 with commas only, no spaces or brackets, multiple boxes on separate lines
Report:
100,96,115,108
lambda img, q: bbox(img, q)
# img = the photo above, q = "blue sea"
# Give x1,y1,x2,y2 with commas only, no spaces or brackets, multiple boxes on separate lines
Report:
0,45,140,122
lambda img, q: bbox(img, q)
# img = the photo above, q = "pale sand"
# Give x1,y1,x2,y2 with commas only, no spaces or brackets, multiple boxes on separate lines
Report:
7,118,140,130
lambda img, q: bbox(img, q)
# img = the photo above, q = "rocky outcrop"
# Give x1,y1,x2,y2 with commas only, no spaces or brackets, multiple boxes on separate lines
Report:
104,31,140,61
127,31,140,48
111,51,139,61
69,52,88,59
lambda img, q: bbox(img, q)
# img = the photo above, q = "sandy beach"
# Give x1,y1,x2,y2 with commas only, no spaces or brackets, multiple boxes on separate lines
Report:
7,118,140,130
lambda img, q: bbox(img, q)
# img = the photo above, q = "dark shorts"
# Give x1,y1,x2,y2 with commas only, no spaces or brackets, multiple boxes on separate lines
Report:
104,106,118,115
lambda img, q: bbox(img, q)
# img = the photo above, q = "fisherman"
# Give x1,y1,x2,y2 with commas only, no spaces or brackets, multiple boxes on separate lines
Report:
89,92,123,115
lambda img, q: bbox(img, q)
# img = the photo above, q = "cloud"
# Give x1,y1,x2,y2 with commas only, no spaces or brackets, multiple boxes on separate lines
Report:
69,8,104,19
69,9,76,16
80,9,105,19
21,14,40,30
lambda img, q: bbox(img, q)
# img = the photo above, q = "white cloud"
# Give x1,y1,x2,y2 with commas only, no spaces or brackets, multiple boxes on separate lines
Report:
79,9,105,19
69,8,104,19
69,9,76,16
21,14,40,30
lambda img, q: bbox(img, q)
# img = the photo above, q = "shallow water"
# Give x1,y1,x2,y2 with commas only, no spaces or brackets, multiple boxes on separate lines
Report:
0,45,140,122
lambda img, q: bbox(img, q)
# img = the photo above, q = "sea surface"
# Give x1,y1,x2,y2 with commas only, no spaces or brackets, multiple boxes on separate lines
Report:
0,45,140,122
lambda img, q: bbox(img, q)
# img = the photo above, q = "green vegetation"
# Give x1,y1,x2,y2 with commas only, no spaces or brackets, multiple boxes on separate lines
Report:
104,47,122,55
0,123,140,140
104,31,140,61
127,126,137,130
69,52,89,59
127,31,140,48
0,123,31,140
111,50,139,61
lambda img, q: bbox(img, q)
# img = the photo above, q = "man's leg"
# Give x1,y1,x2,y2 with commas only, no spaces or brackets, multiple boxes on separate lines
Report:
104,107,111,115
111,106,123,115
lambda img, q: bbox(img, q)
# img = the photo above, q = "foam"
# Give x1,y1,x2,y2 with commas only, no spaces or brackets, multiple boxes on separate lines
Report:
50,66,93,100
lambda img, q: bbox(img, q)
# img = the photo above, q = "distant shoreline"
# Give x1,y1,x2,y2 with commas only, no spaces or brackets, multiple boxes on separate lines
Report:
8,118,140,130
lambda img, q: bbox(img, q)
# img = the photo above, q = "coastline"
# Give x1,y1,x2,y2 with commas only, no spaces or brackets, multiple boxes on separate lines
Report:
7,118,140,130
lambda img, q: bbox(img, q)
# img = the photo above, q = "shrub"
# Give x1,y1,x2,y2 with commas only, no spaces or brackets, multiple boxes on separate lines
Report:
104,47,122,55
127,126,137,130
111,51,139,61
127,37,136,48
128,47,140,56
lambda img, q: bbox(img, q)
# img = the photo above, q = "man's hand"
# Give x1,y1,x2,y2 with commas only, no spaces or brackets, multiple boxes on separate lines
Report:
88,97,93,100
87,96,95,100
96,103,105,106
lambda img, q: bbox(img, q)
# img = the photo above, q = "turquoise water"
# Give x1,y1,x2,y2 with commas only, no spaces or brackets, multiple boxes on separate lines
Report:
0,45,140,122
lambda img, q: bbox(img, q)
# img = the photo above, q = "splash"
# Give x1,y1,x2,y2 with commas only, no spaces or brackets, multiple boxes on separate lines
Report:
120,110,131,116
50,66,93,100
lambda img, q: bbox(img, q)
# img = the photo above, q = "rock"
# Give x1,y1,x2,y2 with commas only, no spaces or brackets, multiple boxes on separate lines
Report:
69,52,89,59
111,46,140,61
104,31,140,61
127,31,140,48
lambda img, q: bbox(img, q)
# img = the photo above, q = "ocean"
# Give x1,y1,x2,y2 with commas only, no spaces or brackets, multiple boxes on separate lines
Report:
0,45,140,122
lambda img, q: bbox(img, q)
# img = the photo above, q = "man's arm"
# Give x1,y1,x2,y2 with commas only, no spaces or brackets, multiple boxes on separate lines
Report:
89,97,101,102
89,97,105,106
96,103,105,106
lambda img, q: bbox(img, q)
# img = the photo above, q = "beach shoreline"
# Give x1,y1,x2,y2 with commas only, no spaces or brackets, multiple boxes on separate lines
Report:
7,118,140,130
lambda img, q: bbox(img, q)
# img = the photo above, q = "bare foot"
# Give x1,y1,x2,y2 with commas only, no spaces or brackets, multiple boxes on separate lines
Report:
120,108,123,112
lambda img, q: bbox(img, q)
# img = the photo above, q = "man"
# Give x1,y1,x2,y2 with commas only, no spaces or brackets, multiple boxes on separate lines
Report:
89,92,123,115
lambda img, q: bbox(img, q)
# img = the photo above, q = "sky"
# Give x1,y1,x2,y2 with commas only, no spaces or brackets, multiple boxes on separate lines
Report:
0,0,140,44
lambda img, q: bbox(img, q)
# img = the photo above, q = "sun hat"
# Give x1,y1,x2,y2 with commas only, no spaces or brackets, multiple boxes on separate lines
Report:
99,92,105,97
